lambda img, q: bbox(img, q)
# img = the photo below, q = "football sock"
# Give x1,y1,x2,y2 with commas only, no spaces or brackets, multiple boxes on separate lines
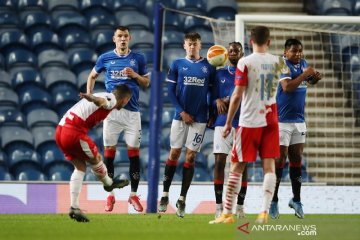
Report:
104,148,116,179
289,161,302,202
223,172,241,215
163,159,178,193
237,181,248,205
273,166,284,202
261,173,276,213
180,161,194,198
214,179,224,204
91,161,112,186
70,169,85,209
128,149,140,193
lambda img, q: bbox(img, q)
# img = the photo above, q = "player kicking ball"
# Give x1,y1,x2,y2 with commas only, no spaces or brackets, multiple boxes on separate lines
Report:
269,39,322,219
55,85,132,222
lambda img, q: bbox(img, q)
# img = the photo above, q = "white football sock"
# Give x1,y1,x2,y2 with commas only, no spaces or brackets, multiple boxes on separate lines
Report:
70,169,85,209
223,172,242,215
261,173,276,213
91,161,112,186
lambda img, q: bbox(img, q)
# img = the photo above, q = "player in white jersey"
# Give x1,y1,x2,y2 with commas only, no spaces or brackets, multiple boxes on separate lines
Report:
55,85,132,222
158,32,216,218
210,26,291,225
211,42,248,219
269,39,322,219
86,26,150,212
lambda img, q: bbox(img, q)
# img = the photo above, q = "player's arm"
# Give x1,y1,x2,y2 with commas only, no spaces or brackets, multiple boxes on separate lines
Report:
167,82,193,124
86,69,100,94
123,67,150,87
79,92,108,108
223,85,244,137
280,66,316,93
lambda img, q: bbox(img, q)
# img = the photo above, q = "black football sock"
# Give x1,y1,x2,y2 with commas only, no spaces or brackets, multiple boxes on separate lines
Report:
180,162,194,198
237,182,247,205
272,167,284,202
289,162,302,202
104,149,116,179
128,149,140,193
214,180,224,204
163,159,178,193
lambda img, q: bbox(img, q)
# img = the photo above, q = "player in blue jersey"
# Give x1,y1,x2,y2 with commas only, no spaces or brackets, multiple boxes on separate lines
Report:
86,26,150,213
269,39,322,219
211,42,248,219
158,32,216,218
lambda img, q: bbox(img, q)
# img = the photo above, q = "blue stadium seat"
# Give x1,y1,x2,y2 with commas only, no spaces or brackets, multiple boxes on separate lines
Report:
48,0,79,13
38,49,68,69
84,8,115,30
68,48,97,75
139,88,150,108
164,11,183,31
60,27,91,50
141,49,153,68
29,29,63,54
6,49,36,71
141,125,150,147
0,166,12,180
85,171,97,181
79,0,112,14
0,10,19,29
27,108,59,129
206,0,237,16
0,0,16,11
52,10,88,35
210,10,236,21
194,166,211,182
163,30,184,48
0,86,19,110
115,10,150,30
11,69,45,92
42,66,77,91
13,162,45,181
319,0,353,15
0,150,8,167
0,70,11,88
160,125,171,149
181,13,212,32
355,0,360,15
113,0,143,11
194,28,214,48
91,29,114,53
162,106,175,125
46,161,73,181
0,53,4,70
0,30,29,56
51,85,79,116
128,30,154,50
17,85,52,115
20,10,52,35
140,108,149,126
40,143,65,169
114,146,129,166
0,109,26,127
175,0,205,13
17,0,48,13
77,70,105,93
32,126,56,150
163,47,184,68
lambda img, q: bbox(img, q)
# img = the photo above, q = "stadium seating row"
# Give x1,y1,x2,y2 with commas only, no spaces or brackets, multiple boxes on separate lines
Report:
304,0,360,16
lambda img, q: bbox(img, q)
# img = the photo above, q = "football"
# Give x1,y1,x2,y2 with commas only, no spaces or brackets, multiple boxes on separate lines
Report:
206,45,228,67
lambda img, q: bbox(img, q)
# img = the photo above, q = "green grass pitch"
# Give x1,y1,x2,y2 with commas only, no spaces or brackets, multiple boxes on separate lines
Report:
1,214,359,240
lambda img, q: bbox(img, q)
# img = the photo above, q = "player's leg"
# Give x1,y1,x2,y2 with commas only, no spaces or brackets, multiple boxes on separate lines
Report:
236,164,248,218
212,125,233,218
103,110,124,211
257,123,279,224
159,120,186,212
213,153,227,217
122,110,143,212
176,122,207,218
288,145,305,218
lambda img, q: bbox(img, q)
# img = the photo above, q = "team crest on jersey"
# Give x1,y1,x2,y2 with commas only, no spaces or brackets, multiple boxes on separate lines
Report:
201,66,208,74
130,59,136,66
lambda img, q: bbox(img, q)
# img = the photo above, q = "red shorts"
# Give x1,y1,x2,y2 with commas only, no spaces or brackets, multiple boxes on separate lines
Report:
231,122,280,163
55,125,99,161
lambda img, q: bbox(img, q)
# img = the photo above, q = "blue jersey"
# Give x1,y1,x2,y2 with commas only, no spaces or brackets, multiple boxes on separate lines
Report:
166,57,215,123
94,50,149,112
276,58,308,122
213,66,240,128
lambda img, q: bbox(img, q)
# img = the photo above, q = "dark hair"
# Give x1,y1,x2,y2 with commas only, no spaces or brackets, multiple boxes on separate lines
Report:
229,41,243,50
112,84,132,100
184,32,201,41
115,26,130,32
284,38,303,49
250,26,270,45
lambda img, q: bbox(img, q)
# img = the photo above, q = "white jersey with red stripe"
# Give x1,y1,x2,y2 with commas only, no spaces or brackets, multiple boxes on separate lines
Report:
235,52,291,127
58,92,116,132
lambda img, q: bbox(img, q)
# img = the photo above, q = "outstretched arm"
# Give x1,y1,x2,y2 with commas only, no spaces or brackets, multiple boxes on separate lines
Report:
79,92,107,108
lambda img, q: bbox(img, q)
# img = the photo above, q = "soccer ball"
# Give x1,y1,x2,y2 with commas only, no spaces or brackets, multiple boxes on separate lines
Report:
206,45,228,67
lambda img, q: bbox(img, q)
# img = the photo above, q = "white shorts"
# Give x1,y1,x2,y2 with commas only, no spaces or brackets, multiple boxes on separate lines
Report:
103,108,141,148
170,120,207,152
213,126,235,154
279,122,306,147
